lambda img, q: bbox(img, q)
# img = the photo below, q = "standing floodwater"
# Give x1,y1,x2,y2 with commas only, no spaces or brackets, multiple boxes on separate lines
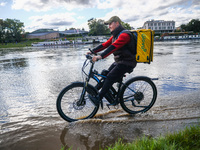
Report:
0,40,200,150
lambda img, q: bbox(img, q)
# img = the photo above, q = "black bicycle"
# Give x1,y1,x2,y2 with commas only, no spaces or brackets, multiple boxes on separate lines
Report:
57,53,157,122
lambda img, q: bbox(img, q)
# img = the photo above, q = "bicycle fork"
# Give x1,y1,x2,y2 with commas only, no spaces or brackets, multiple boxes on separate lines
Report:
77,82,88,106
78,63,94,106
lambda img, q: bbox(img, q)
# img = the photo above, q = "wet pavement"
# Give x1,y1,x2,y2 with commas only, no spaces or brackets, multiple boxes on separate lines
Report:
0,40,200,150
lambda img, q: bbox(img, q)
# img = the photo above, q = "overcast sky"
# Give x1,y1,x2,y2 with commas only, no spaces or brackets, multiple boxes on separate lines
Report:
0,0,199,32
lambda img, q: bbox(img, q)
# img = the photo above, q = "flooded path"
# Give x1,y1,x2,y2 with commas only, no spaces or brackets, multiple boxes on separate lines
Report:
0,40,200,150
60,90,200,150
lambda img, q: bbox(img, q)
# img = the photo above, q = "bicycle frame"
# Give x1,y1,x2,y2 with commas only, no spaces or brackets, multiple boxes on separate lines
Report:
81,55,134,105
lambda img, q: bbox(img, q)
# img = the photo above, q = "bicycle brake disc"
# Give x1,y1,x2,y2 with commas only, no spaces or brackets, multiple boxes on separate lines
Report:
73,100,85,110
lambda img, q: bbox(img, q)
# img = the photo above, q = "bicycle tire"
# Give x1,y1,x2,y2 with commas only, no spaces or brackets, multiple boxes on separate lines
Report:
120,76,157,114
56,82,99,122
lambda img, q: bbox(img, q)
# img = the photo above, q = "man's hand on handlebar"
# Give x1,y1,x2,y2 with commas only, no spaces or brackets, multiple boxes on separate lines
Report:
87,48,96,55
92,55,102,62
86,51,92,55
86,49,102,62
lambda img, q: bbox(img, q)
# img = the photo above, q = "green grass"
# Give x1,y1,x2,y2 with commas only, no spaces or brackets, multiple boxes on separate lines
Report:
0,40,44,48
0,36,83,49
104,125,200,150
60,146,71,150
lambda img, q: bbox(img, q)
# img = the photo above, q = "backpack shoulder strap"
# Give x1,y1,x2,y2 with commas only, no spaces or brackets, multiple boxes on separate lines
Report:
117,30,129,39
117,30,137,55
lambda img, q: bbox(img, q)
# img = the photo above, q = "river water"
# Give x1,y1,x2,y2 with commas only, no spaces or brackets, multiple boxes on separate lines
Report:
0,40,200,150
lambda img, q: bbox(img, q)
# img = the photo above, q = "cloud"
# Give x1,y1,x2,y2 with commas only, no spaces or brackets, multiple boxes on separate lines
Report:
0,2,7,6
193,0,200,5
16,0,200,31
26,12,76,31
12,0,98,11
48,21,73,26
97,0,200,28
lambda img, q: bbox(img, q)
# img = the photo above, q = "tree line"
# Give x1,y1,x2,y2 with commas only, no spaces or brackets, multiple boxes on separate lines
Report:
0,19,24,43
0,18,200,43
180,19,200,33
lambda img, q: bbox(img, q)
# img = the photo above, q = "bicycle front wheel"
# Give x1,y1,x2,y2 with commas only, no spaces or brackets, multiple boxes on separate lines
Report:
120,76,157,114
57,82,99,122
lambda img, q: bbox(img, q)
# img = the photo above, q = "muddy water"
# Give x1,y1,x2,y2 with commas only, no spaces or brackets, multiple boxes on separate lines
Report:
0,40,200,150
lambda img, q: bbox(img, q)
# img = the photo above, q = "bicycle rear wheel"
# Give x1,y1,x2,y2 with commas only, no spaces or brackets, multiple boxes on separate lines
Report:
120,76,157,114
57,82,99,122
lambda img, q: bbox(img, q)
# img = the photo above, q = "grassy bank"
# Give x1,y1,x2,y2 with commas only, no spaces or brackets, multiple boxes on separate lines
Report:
0,36,83,49
61,125,200,150
104,125,200,150
0,40,44,48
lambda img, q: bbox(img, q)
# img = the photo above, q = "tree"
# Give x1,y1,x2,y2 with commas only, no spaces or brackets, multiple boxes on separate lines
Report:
188,19,200,33
0,18,24,43
180,19,200,33
0,19,5,43
88,18,109,36
69,27,76,30
121,22,131,30
180,24,187,32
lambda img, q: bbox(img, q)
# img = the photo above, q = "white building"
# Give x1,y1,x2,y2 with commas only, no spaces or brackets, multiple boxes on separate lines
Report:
143,20,175,34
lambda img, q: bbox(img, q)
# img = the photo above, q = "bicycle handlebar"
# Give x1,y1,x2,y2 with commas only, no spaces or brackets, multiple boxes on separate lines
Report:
85,48,101,63
85,54,101,63
86,54,92,60
89,48,97,55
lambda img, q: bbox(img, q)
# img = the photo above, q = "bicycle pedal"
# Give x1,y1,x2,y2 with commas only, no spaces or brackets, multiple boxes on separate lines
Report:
100,100,103,109
106,104,111,109
106,102,118,109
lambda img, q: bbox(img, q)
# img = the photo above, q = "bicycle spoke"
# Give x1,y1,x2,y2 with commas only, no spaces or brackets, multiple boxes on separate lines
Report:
57,82,99,122
123,94,134,101
131,101,151,108
120,77,157,114
124,95,150,108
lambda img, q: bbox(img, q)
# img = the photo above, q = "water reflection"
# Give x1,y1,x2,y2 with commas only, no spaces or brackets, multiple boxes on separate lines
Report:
0,58,28,70
0,40,200,149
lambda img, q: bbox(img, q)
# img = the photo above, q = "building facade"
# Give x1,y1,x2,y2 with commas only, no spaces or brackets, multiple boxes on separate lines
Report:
143,20,175,34
27,29,89,40
27,32,59,40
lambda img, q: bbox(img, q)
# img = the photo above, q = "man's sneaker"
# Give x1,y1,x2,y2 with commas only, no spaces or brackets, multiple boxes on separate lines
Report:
106,101,118,109
105,93,115,104
88,95,99,106
88,95,103,109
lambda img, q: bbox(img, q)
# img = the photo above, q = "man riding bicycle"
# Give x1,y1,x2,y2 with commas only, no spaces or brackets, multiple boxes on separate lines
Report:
88,16,137,107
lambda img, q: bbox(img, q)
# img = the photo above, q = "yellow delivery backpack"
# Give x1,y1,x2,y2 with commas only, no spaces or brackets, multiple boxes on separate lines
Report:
131,29,154,64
